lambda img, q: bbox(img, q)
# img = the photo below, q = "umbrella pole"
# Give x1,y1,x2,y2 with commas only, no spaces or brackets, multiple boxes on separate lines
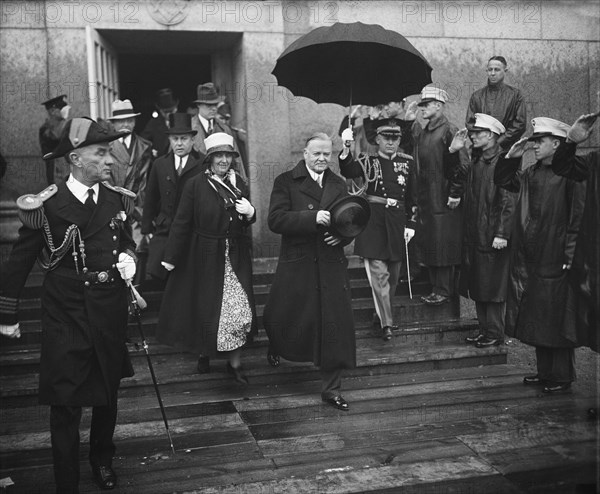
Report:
348,86,353,130
127,280,176,455
405,237,413,299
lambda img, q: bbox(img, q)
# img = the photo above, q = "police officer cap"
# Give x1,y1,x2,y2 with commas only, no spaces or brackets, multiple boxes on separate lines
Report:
471,113,506,135
528,117,571,141
43,117,128,161
417,86,449,106
42,94,67,110
327,196,371,239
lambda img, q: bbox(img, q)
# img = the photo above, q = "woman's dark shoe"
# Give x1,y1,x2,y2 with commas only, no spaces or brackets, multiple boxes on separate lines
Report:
267,351,280,367
227,362,249,385
542,382,571,393
197,355,210,374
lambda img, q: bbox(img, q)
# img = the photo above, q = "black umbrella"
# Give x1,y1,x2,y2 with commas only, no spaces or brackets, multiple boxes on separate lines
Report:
272,22,432,107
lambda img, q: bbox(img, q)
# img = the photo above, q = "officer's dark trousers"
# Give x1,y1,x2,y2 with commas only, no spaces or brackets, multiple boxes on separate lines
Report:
321,368,343,400
535,346,576,384
50,398,118,493
475,301,506,340
428,265,455,297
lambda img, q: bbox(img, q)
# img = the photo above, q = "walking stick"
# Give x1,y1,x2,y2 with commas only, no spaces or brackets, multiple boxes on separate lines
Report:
126,280,176,454
405,237,413,300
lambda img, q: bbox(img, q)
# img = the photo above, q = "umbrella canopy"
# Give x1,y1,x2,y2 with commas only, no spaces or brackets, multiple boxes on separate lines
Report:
272,22,432,107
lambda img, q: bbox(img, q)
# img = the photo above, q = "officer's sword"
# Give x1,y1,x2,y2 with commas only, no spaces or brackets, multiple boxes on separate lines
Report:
405,237,413,299
126,280,176,454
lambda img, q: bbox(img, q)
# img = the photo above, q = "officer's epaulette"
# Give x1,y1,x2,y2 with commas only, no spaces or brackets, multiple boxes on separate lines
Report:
16,184,57,229
396,152,414,161
101,182,136,216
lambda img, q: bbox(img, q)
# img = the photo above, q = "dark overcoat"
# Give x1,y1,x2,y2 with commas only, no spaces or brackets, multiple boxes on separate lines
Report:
495,156,586,347
141,115,171,158
413,115,463,266
552,143,599,352
141,151,203,279
0,181,135,406
263,162,356,371
459,144,518,301
157,172,257,357
339,151,418,261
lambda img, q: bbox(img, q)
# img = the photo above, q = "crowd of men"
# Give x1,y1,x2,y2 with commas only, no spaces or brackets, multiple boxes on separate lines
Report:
0,56,597,493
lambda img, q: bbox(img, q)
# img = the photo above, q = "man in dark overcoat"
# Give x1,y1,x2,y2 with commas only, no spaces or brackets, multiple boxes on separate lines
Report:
551,112,599,353
413,86,464,305
339,118,418,341
495,117,586,393
450,114,518,348
141,88,179,158
39,94,70,185
0,117,137,492
263,133,356,411
141,113,203,281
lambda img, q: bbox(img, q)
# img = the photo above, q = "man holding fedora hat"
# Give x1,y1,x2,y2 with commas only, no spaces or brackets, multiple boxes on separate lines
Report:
108,100,152,260
141,88,179,158
142,113,203,282
191,82,247,180
495,117,586,393
0,117,137,492
339,117,418,341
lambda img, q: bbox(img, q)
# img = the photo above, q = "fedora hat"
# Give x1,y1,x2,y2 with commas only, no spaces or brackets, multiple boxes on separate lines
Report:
165,113,197,135
43,117,128,161
108,99,140,120
328,196,371,239
203,132,239,162
194,83,221,105
155,88,178,111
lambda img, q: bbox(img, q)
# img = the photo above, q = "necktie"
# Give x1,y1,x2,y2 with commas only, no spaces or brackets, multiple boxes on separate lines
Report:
207,119,213,135
176,156,183,176
316,174,323,188
85,188,96,209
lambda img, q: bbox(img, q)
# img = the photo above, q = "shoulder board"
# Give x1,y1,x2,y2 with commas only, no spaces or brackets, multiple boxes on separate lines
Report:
101,182,137,199
16,184,58,211
397,152,414,160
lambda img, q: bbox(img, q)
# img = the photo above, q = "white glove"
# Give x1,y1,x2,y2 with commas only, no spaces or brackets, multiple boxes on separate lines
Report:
404,228,415,243
235,197,255,218
116,252,136,281
60,105,71,120
341,128,354,144
161,261,175,272
0,323,21,339
316,210,331,226
447,197,461,209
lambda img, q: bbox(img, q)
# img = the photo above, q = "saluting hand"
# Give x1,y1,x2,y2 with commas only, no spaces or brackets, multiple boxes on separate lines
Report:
449,128,469,153
505,136,529,159
404,101,418,121
567,112,599,144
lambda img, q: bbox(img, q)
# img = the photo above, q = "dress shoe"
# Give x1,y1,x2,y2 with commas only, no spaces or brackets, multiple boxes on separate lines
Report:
475,337,503,348
542,382,571,393
322,395,349,411
92,465,117,490
523,374,544,385
420,292,435,303
267,351,280,367
465,333,484,344
197,355,210,374
382,326,393,341
422,293,450,306
227,362,249,385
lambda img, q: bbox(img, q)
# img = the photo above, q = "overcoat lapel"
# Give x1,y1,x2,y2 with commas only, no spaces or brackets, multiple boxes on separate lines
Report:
293,161,323,203
111,140,131,166
319,169,345,209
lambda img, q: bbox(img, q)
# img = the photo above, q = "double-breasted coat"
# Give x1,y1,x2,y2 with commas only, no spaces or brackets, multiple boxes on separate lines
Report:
157,171,257,357
339,151,418,261
552,142,599,352
141,151,203,279
413,115,463,266
263,162,356,371
458,144,518,301
0,181,136,405
495,156,586,347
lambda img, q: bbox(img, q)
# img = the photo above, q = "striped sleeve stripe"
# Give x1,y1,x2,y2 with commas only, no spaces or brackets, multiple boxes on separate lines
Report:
0,296,18,314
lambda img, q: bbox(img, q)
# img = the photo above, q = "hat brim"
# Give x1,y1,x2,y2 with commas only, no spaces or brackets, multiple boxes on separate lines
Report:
194,98,221,105
43,129,129,161
527,132,563,141
165,129,198,136
108,112,140,120
203,145,239,163
328,196,371,239
417,98,443,107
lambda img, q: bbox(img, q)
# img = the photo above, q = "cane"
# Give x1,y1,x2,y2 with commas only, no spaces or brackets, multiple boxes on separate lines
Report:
126,279,176,454
405,237,413,300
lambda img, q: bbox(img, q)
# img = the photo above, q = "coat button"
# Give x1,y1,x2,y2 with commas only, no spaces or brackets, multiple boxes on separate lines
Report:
112,250,117,255
308,204,314,210
84,281,90,287
112,235,117,241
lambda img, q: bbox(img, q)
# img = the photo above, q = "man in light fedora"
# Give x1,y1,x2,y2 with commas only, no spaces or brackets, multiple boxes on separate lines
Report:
108,100,153,280
141,88,179,158
191,82,247,180
142,113,203,283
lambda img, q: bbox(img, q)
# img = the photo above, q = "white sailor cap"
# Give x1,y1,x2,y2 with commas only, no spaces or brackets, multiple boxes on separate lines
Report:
417,86,449,106
471,113,506,135
528,117,571,140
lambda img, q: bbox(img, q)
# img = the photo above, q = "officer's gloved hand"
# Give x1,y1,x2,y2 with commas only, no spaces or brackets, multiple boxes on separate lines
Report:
161,261,175,272
341,128,354,146
0,323,21,339
117,253,136,281
404,228,415,243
